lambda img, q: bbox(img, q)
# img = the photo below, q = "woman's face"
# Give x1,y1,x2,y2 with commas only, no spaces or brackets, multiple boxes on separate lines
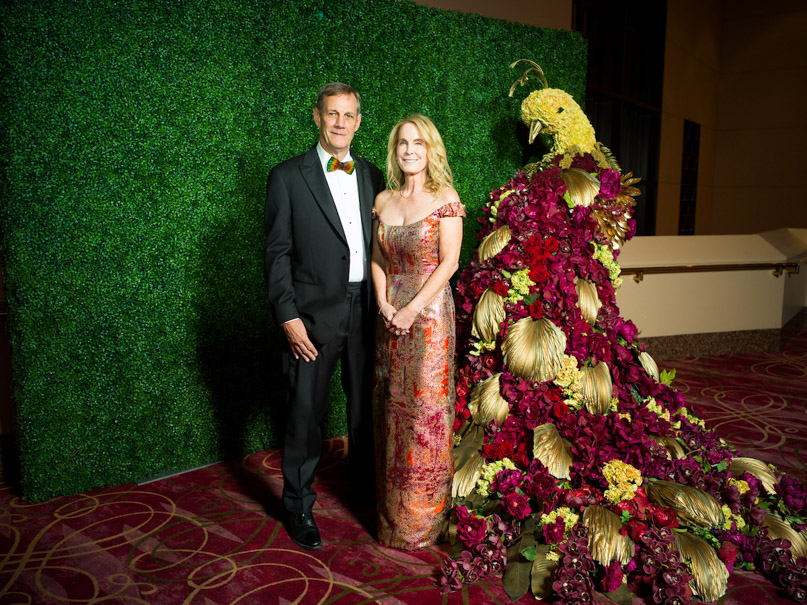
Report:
396,122,428,178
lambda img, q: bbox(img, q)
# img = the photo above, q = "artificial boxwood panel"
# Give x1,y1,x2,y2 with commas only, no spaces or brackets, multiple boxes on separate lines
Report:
0,0,586,502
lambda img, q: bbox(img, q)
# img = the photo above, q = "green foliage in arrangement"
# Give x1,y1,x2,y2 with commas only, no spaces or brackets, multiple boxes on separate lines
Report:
0,0,586,501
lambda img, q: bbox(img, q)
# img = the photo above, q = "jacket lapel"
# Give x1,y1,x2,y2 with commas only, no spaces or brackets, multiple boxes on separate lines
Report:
299,146,347,245
356,158,375,250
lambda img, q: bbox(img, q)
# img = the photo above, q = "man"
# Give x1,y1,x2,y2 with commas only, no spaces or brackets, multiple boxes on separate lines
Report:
264,83,384,550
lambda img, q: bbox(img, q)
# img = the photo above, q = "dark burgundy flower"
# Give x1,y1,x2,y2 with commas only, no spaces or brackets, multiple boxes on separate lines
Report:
543,517,566,543
777,476,807,514
456,514,488,547
502,492,532,519
602,560,623,592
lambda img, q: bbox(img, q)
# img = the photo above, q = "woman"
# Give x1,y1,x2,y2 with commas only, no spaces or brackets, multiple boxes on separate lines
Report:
371,114,464,549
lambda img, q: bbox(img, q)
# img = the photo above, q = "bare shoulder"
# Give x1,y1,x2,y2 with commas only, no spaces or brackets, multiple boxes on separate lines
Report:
437,187,461,205
374,189,395,214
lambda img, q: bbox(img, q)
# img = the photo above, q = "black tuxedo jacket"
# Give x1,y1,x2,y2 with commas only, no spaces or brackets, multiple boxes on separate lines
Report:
264,145,385,344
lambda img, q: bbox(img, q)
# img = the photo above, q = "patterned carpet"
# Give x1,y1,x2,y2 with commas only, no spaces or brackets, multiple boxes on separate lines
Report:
1,328,806,604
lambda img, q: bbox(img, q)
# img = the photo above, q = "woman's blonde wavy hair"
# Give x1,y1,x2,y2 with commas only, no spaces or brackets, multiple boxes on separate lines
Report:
385,114,453,194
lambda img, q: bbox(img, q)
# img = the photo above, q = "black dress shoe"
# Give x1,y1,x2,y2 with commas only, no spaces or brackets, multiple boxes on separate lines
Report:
287,512,322,550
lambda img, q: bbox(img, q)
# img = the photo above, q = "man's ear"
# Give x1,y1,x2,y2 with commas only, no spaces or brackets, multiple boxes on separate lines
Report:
313,107,321,127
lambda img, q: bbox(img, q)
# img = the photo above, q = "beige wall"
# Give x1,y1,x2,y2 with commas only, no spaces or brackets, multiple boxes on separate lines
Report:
712,2,807,234
412,0,572,30
657,0,722,234
659,0,807,235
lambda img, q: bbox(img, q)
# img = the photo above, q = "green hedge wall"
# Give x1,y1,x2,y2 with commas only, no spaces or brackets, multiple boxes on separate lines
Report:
0,0,586,502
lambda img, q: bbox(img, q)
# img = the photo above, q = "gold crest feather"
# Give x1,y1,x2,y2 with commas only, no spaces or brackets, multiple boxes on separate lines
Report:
561,168,600,208
637,351,660,382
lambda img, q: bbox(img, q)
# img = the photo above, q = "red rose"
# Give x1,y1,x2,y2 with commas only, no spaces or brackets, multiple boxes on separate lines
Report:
564,486,598,509
546,387,563,403
553,400,569,420
456,515,488,547
652,507,679,529
471,281,485,297
529,265,550,283
718,541,739,571
544,237,559,253
482,443,499,459
492,280,509,297
622,518,648,542
497,441,515,460
529,301,544,320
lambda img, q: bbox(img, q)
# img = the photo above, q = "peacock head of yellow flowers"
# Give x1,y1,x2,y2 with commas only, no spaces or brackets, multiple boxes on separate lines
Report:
510,60,597,158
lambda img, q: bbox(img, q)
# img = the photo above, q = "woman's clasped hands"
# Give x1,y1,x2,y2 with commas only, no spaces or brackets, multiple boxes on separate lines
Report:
379,302,417,337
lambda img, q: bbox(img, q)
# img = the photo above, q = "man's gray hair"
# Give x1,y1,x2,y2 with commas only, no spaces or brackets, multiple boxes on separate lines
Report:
316,82,361,114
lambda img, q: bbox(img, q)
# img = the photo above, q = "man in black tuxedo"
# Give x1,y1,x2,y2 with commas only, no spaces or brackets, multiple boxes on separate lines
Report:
264,83,384,550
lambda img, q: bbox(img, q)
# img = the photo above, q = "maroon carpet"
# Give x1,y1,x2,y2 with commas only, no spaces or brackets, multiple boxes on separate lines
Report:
1,329,806,604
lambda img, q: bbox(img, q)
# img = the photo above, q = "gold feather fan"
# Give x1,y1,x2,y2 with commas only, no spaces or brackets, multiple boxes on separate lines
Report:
574,277,601,326
580,362,612,415
729,457,778,495
674,531,729,603
637,351,660,382
502,317,567,382
468,373,510,426
472,288,506,342
452,424,485,498
582,505,634,565
561,168,600,208
651,435,687,460
478,224,512,263
532,423,573,479
763,513,807,560
646,480,724,529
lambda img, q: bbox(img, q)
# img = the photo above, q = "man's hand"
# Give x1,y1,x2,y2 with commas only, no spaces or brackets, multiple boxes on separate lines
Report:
282,319,318,362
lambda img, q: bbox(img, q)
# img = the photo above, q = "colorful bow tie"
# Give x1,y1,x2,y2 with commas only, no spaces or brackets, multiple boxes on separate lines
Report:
326,157,355,175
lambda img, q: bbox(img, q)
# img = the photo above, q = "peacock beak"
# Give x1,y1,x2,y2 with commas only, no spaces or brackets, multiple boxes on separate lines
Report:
528,120,542,144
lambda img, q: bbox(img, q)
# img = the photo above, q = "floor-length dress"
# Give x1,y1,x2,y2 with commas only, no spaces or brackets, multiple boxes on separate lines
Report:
373,200,465,550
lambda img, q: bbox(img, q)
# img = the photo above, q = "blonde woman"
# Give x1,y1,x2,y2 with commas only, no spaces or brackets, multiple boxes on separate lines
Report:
371,115,464,549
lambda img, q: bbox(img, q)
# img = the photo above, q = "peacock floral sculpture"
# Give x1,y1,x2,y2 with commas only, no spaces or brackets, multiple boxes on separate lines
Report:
439,60,807,604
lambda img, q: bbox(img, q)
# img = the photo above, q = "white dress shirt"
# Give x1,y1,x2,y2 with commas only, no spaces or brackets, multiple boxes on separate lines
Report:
316,143,365,283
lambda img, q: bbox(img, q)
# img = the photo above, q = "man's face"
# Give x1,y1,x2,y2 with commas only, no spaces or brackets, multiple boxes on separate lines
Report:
313,93,361,160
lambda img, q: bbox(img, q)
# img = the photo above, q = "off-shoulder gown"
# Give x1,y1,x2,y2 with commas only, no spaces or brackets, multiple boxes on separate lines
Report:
373,201,465,550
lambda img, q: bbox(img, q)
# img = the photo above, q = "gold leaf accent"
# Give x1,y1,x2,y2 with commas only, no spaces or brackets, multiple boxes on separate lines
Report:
478,224,512,263
763,514,807,560
471,288,506,342
532,423,573,479
582,505,634,565
674,531,729,603
646,480,724,529
651,435,686,460
580,362,612,415
591,206,632,250
575,277,601,326
531,544,559,599
729,457,778,495
452,424,485,498
502,317,567,382
561,168,600,208
638,351,660,382
468,373,509,426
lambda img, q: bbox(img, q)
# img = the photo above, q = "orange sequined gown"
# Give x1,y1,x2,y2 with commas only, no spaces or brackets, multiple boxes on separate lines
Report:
373,201,465,550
